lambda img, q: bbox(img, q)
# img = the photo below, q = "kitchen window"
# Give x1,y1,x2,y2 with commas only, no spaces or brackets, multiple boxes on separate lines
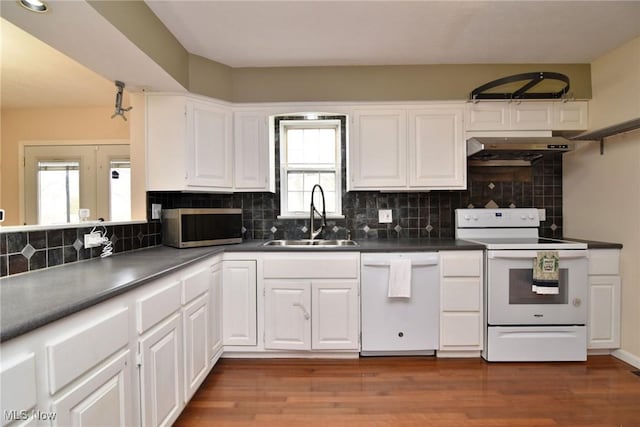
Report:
278,119,342,218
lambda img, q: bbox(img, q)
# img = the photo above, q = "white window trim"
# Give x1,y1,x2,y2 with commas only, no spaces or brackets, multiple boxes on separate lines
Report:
278,119,343,219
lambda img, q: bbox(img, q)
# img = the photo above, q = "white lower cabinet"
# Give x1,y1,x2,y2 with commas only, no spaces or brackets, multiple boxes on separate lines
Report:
262,253,360,353
139,313,184,427
264,280,359,351
182,294,209,402
587,249,621,350
438,251,484,355
51,351,132,427
264,281,311,350
311,282,359,350
209,261,223,361
222,260,257,346
0,353,37,427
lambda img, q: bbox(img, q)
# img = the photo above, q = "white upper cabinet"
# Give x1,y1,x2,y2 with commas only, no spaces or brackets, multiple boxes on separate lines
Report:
350,104,466,191
409,107,465,189
233,110,273,192
553,101,589,130
466,101,588,131
146,94,233,192
350,109,408,189
186,100,233,189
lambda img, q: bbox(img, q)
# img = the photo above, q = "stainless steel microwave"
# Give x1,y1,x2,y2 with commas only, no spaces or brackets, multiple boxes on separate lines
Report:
162,208,243,248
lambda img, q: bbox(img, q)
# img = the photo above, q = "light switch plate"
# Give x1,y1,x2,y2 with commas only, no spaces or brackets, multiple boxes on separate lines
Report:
378,209,392,224
152,204,162,220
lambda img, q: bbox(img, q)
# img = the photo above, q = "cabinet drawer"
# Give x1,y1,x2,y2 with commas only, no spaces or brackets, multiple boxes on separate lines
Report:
47,308,129,395
1,353,37,427
588,250,620,275
440,313,482,348
441,278,481,311
263,254,359,279
182,267,210,304
137,281,182,334
441,252,482,277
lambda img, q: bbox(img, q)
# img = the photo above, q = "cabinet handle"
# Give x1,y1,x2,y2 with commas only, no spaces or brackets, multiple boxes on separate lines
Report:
292,302,310,320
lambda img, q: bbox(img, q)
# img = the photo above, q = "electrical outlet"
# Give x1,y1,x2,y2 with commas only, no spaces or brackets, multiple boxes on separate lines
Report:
84,232,104,248
152,204,162,220
378,209,392,224
79,208,90,221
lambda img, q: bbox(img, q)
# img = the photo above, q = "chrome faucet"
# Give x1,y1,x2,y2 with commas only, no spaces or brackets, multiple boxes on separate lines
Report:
309,184,327,240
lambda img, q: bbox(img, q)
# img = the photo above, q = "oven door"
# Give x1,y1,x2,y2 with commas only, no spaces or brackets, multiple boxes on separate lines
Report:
487,250,588,325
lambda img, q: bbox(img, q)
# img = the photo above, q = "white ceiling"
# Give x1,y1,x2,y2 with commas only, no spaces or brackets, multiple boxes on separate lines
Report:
1,18,117,109
146,0,640,67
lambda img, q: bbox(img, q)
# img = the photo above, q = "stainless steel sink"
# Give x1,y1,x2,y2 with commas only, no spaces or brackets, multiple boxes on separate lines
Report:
262,239,358,247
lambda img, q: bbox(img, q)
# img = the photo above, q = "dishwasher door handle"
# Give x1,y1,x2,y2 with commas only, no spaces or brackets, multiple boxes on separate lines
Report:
362,260,438,267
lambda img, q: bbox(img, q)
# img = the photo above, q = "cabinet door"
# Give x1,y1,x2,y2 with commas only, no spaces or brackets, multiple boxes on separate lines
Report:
553,101,588,130
350,109,407,189
409,107,465,189
588,276,621,349
222,260,257,346
183,293,209,402
186,100,233,189
311,281,359,350
510,102,553,130
264,281,311,350
139,313,183,427
465,103,510,130
209,263,223,359
0,354,37,427
52,351,132,427
146,95,188,191
234,111,271,191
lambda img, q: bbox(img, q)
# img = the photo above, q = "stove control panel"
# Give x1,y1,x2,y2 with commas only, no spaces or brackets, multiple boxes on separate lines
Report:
455,208,540,228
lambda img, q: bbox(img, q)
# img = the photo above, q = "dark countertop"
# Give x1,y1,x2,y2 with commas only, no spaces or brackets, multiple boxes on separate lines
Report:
0,246,224,343
563,237,623,250
0,238,483,343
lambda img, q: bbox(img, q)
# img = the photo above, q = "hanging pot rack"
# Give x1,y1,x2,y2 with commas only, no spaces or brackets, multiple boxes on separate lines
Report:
469,71,570,102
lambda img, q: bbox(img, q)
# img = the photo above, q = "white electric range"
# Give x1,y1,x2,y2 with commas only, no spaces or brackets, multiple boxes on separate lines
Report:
455,208,589,362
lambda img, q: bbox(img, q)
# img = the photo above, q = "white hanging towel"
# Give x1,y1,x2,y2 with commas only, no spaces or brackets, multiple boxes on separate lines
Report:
388,258,412,298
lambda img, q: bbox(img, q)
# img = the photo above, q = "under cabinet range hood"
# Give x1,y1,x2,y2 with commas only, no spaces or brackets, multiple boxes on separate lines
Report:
467,136,574,166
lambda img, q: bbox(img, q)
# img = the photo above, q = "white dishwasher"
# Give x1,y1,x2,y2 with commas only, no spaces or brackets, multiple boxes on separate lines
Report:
361,252,440,356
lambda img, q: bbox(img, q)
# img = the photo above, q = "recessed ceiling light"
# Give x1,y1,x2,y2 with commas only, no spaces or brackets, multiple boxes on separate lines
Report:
18,0,48,13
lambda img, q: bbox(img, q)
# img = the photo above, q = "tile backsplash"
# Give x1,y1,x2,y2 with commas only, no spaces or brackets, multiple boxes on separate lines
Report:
147,152,562,243
0,222,161,277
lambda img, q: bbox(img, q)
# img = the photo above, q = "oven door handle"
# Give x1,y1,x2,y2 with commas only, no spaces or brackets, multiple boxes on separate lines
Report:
488,250,588,260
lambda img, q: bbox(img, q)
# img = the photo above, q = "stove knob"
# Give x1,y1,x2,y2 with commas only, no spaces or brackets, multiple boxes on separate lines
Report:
464,215,471,221
473,216,479,221
520,215,526,220
528,214,535,220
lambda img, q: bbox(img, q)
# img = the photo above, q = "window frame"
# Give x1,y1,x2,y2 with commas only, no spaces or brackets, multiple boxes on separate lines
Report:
278,119,343,219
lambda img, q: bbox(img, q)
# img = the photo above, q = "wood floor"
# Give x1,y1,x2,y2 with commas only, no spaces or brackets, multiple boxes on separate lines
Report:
175,356,640,427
